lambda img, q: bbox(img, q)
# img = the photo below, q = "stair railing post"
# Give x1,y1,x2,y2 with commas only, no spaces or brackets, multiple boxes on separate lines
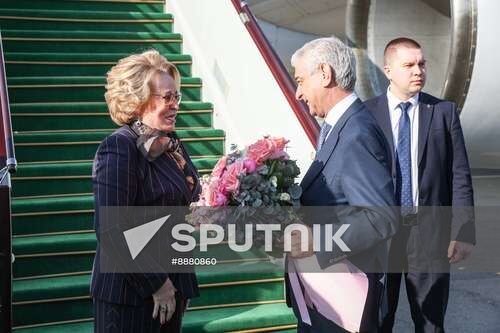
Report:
0,169,12,333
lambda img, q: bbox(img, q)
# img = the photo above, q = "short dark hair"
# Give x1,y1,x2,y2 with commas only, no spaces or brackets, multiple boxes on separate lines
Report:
384,37,421,64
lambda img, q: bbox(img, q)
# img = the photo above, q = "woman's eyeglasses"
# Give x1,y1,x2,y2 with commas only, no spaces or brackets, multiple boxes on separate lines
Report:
152,91,182,105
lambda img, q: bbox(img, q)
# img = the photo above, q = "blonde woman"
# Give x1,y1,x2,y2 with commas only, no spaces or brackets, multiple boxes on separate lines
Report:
91,50,200,332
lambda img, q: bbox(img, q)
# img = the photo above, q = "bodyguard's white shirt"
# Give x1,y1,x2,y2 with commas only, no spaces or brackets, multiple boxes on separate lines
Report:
321,92,358,142
387,88,419,206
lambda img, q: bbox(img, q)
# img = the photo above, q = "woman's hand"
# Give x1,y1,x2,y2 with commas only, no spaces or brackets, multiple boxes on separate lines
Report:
152,278,177,324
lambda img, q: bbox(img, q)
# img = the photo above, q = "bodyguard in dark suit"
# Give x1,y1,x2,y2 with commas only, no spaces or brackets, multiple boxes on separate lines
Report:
91,50,200,332
286,36,398,333
364,38,475,332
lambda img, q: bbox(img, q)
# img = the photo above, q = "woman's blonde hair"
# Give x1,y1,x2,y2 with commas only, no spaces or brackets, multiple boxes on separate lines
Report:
105,49,181,125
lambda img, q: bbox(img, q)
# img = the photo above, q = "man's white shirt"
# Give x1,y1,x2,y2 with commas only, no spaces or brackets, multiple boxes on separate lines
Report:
322,92,358,140
387,88,419,206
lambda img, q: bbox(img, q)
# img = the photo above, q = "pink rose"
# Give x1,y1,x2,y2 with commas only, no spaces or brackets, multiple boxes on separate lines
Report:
246,139,274,165
272,137,288,150
211,156,227,178
221,160,245,194
243,159,257,173
246,137,289,165
214,191,228,206
198,178,227,207
268,137,289,159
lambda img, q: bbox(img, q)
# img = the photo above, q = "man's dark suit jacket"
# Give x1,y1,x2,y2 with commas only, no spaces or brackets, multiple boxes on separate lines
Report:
365,92,475,260
286,99,398,331
90,125,200,306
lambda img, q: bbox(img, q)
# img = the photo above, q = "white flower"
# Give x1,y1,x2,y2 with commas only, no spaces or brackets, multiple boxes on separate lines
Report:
279,192,291,201
270,176,278,187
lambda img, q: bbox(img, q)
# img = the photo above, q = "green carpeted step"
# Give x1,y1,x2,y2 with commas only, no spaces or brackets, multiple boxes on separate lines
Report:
12,158,217,236
10,101,213,114
12,162,93,199
0,9,173,32
14,128,224,162
12,192,94,238
13,301,91,331
2,30,182,53
14,322,293,333
12,283,284,327
12,158,218,179
12,229,270,278
12,191,94,236
13,302,295,332
11,155,219,236
10,101,211,114
194,261,283,286
13,232,96,278
13,210,94,238
11,107,211,132
13,274,92,304
12,194,93,215
12,262,285,326
10,101,212,131
0,0,164,13
7,76,202,103
11,158,218,199
12,175,91,199
13,233,96,256
5,52,193,77
8,75,200,86
13,312,297,333
193,263,285,308
13,250,270,280
184,303,296,333
13,262,283,303
11,195,94,251
13,320,93,333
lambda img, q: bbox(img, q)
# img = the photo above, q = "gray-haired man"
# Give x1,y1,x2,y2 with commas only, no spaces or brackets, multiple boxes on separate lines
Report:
287,36,398,332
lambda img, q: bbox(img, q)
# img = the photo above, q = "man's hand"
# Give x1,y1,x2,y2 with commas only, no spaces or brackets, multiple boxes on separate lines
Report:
152,278,177,325
448,240,474,263
290,226,314,258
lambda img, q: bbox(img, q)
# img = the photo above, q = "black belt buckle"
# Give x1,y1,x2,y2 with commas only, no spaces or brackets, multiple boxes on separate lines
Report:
402,213,418,227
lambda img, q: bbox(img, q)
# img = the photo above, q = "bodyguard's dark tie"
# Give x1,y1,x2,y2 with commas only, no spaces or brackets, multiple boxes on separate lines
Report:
396,102,413,215
317,122,332,151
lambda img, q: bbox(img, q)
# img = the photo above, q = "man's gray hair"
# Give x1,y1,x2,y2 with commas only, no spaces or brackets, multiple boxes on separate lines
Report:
291,36,356,91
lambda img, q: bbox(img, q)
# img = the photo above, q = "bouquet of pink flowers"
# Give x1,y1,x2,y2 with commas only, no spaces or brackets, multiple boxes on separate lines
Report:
193,136,302,209
187,136,302,255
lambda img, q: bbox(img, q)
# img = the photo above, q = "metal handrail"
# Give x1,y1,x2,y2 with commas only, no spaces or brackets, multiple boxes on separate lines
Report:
230,0,319,146
0,29,15,333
